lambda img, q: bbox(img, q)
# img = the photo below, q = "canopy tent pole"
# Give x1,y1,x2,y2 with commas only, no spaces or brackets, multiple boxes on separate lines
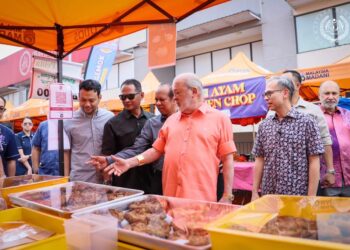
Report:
56,24,65,177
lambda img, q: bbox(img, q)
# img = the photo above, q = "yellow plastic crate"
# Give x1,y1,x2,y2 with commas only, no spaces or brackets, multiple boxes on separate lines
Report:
0,207,66,250
207,195,350,250
1,175,68,207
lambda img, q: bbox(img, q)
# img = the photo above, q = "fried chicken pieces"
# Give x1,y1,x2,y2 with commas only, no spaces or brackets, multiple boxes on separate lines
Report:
108,196,211,246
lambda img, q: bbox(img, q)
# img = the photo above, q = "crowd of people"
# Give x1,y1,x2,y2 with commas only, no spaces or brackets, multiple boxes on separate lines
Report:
0,71,349,203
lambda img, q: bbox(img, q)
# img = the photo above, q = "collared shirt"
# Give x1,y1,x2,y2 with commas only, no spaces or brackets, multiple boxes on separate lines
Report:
321,106,350,187
117,115,165,171
253,108,324,196
15,131,34,175
65,108,114,183
295,98,332,145
153,103,236,202
0,124,19,175
102,109,154,190
32,121,60,176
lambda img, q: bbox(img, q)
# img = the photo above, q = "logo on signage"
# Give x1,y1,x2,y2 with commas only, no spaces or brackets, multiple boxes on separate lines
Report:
0,24,35,45
313,9,350,44
19,50,32,76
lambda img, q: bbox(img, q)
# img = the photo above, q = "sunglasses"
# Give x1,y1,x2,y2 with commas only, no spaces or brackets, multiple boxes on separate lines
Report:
23,122,33,126
0,106,6,112
119,92,140,101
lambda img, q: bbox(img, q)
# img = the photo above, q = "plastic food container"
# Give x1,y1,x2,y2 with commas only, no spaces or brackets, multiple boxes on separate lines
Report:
73,195,241,250
207,195,350,250
0,175,68,207
9,181,143,218
0,207,65,249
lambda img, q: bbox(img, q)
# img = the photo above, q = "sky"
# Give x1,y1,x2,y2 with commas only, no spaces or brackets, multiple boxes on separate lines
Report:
0,44,22,59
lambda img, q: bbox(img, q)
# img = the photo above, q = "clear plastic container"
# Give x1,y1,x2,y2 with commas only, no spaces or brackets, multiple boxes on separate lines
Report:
73,195,241,250
9,181,144,218
64,214,118,250
0,174,68,207
207,195,350,250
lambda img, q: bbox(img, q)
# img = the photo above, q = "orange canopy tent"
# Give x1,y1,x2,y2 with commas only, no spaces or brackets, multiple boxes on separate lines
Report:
201,52,271,85
201,52,271,125
0,99,80,132
299,60,350,101
0,0,228,174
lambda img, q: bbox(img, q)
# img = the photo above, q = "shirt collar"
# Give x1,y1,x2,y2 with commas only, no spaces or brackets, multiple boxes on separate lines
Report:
178,102,207,120
124,108,149,119
78,108,99,118
295,97,307,108
320,105,341,114
273,107,298,120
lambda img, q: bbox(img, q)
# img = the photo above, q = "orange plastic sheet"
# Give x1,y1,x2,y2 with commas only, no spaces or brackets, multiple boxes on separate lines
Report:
0,0,227,54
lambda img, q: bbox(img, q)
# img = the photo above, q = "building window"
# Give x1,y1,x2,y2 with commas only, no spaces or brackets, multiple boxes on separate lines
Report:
295,3,350,53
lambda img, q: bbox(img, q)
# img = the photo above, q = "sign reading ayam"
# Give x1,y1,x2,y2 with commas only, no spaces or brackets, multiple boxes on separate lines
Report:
29,56,83,99
204,76,268,119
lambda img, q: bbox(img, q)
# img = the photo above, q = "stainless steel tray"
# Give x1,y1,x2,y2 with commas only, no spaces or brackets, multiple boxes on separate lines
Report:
0,174,64,188
9,181,144,218
73,195,241,250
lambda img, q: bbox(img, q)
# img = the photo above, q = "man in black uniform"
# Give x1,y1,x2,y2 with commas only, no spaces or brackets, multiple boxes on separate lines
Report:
102,79,153,192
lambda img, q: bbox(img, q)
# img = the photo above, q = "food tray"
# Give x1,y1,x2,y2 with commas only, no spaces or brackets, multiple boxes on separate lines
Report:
73,195,241,250
0,175,68,207
207,195,350,250
0,207,65,249
9,181,143,218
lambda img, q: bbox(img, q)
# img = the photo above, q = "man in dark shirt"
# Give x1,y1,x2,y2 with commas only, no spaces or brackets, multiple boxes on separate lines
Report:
91,83,177,194
102,79,153,192
0,97,19,177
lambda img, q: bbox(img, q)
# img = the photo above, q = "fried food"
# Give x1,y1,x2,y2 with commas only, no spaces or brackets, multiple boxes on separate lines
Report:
260,216,317,239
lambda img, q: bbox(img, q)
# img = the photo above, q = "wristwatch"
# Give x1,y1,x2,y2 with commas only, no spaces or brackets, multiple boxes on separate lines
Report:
136,154,145,166
326,169,335,174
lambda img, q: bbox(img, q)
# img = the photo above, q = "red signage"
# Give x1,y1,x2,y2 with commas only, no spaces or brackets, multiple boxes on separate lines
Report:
0,47,90,88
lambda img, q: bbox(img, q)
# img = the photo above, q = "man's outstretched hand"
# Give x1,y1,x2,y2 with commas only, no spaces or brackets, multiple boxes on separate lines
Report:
104,155,132,176
87,156,108,171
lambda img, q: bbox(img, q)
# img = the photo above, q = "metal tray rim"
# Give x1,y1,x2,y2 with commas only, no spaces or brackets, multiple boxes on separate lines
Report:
9,181,144,217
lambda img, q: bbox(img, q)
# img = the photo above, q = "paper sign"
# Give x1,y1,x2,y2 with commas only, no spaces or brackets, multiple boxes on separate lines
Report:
47,119,71,151
49,83,73,119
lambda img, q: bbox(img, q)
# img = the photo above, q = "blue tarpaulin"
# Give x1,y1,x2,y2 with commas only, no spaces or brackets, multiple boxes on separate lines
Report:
339,98,350,110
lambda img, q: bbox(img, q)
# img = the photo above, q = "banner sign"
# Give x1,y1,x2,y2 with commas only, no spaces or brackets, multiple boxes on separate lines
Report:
29,56,83,99
148,23,176,69
204,76,268,119
84,39,119,90
49,83,73,119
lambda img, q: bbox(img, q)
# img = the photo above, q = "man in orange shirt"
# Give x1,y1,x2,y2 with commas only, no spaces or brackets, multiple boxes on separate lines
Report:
102,73,236,203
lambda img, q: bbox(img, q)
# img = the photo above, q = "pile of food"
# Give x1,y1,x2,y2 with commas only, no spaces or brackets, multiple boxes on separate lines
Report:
106,196,235,246
231,214,350,244
18,183,133,211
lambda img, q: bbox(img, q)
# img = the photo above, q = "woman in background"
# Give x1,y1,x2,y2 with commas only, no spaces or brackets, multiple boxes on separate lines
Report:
15,117,34,175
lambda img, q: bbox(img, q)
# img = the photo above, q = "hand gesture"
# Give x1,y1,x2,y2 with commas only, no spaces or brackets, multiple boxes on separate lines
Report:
87,156,108,171
104,156,132,176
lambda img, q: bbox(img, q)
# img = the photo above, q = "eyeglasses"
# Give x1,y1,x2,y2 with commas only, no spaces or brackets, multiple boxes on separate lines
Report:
263,89,284,98
0,106,6,112
119,92,140,101
23,122,33,126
